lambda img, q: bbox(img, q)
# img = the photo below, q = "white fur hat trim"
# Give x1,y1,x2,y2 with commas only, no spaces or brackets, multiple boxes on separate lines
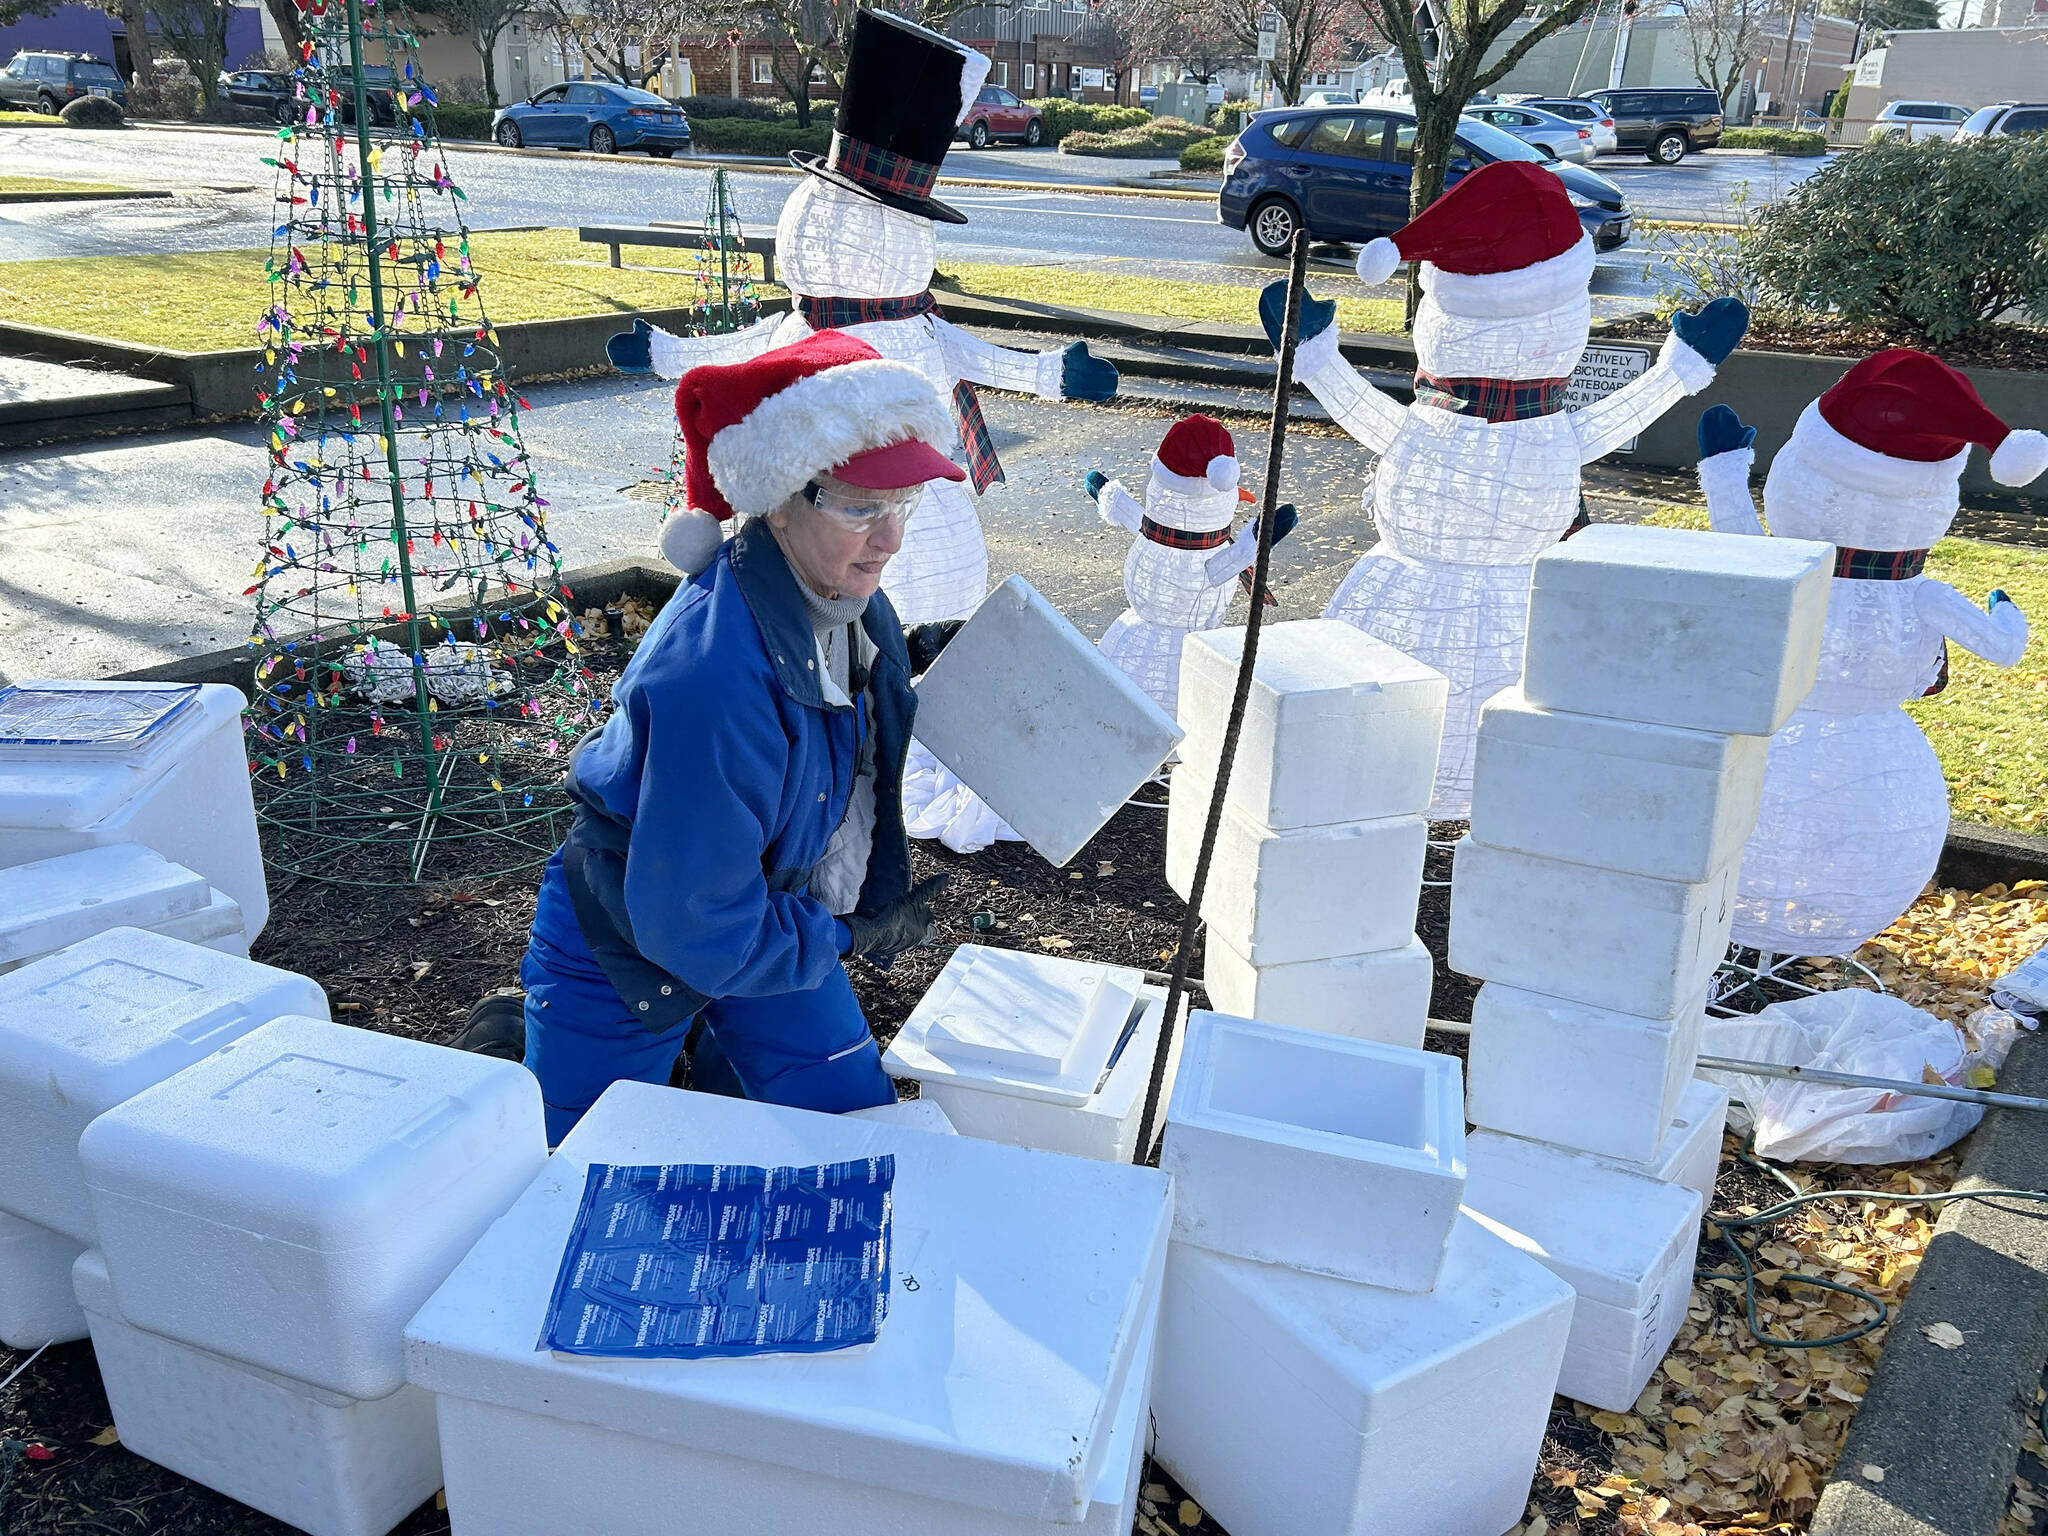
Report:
705,356,955,521
1991,428,2048,488
1421,233,1597,320
1357,238,1402,286
1784,399,1969,499
1150,455,1239,498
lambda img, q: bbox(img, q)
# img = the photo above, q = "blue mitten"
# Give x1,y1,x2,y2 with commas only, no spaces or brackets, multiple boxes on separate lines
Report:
1990,588,2012,610
1697,403,1757,460
1670,297,1750,366
606,318,654,374
1258,279,1336,353
1061,342,1119,402
1084,469,1108,500
1272,502,1299,543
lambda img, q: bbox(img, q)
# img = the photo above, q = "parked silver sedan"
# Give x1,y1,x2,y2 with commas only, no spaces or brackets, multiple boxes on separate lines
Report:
1462,103,1596,162
1514,95,1620,155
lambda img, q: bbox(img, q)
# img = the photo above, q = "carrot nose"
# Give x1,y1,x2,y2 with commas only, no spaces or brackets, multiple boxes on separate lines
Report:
1238,487,1257,504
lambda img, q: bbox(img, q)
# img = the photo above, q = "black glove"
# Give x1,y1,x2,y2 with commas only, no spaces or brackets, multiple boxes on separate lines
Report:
841,874,948,961
904,620,963,677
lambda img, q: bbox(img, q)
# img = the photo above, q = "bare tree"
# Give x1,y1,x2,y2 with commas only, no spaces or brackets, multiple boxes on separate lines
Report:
146,0,234,104
1674,0,1773,101
1145,0,1244,83
538,0,689,89
1354,0,1603,226
419,0,523,103
1212,0,1352,104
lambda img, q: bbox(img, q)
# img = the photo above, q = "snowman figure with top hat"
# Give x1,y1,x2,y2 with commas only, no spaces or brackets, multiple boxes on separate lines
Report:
1261,160,1750,817
1695,351,2043,957
608,9,1119,627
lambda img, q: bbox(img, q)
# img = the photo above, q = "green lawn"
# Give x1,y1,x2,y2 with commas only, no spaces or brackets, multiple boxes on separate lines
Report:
0,111,63,127
0,226,1407,354
1649,505,2048,834
0,174,130,195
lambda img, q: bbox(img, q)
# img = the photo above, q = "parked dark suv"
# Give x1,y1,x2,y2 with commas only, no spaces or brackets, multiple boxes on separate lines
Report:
1585,87,1723,163
1219,107,1632,258
0,50,126,113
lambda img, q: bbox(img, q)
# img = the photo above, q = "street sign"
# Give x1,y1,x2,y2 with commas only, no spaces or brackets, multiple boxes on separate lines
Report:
1257,13,1280,61
1562,345,1652,452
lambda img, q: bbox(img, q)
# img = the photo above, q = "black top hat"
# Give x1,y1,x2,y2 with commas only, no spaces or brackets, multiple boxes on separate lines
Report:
789,9,987,225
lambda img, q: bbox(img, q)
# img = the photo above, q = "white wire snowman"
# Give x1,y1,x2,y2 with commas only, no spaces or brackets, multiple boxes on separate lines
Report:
1694,349,2043,959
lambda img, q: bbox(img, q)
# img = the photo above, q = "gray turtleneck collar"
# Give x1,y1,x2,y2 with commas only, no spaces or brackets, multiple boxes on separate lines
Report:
799,579,870,637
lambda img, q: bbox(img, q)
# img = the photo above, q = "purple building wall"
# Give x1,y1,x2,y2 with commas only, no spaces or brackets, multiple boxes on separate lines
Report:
0,2,269,79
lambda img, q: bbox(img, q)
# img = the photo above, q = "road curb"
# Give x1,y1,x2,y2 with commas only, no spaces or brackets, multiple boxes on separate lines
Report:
0,187,174,204
1809,1028,2048,1536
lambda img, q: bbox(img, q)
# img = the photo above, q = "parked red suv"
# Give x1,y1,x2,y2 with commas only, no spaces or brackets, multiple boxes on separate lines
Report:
957,85,1045,148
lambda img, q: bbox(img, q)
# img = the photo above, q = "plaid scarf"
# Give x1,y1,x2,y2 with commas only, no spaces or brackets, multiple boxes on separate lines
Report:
1140,516,1232,551
1413,371,1569,422
797,292,1003,494
1834,546,1930,581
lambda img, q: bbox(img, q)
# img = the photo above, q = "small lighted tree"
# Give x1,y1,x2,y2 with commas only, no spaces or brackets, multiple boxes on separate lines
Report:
243,0,601,884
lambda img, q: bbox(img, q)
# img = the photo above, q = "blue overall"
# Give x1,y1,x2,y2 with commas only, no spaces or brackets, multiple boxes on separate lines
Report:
521,518,916,1143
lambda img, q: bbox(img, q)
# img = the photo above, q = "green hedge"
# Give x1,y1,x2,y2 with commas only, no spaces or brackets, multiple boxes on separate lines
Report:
687,117,832,156
432,102,495,141
1212,99,1255,135
1720,127,1826,155
1035,98,1150,146
1060,115,1213,158
1179,134,1229,171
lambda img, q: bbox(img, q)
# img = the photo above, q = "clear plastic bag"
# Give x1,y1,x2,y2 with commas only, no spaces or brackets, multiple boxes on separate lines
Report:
1700,990,1982,1164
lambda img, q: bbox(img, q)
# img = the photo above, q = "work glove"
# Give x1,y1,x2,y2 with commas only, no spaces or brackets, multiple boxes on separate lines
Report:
1258,279,1336,353
1084,469,1108,500
841,874,948,961
1061,341,1119,403
904,619,963,677
1697,403,1757,460
1670,297,1750,367
606,317,654,374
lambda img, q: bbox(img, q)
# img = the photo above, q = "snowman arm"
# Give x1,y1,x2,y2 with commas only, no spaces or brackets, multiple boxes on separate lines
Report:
648,316,782,380
933,317,1062,399
1698,447,1766,537
1098,480,1144,534
1917,579,2031,667
1570,332,1718,465
1294,323,1406,454
1204,523,1262,585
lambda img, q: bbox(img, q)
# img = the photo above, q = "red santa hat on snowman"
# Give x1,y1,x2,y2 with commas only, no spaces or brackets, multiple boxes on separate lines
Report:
1795,347,2048,490
661,329,965,575
1353,160,1595,314
1150,413,1241,497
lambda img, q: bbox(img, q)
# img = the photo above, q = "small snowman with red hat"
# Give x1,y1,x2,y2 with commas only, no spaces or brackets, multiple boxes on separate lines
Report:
608,7,1118,624
1086,413,1298,716
1261,160,1750,817
1695,351,2043,957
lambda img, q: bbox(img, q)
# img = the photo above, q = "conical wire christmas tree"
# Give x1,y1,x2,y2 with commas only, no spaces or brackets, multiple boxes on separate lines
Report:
243,0,601,885
656,167,762,524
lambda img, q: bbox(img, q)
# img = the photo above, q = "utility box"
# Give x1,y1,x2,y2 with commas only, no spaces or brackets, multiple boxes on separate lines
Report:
1152,82,1210,123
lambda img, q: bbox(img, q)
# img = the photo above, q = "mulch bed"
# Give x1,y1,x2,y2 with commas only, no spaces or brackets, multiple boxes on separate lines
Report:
1600,315,2048,373
0,632,2030,1536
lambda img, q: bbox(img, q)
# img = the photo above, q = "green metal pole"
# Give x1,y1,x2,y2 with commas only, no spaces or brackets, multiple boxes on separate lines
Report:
714,168,733,332
343,0,445,827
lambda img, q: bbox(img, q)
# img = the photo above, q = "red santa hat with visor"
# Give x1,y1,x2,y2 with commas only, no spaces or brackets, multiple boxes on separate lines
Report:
663,329,964,575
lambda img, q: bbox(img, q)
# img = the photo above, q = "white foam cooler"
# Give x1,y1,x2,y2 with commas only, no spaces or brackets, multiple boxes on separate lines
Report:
79,1014,547,1400
74,1249,443,1536
846,1097,958,1136
0,681,269,942
1519,526,1831,738
1167,768,1427,967
1202,934,1433,1050
1642,1077,1730,1207
1176,621,1448,829
1464,981,1710,1164
1449,839,1737,1019
1161,1012,1464,1293
911,576,1183,867
1154,1215,1574,1536
1461,1133,1705,1412
1469,688,1770,884
882,945,1181,1162
0,1209,87,1348
0,928,327,1245
403,1081,1173,1536
0,845,246,975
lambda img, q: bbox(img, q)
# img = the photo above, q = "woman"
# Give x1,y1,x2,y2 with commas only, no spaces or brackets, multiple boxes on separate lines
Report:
471,331,962,1142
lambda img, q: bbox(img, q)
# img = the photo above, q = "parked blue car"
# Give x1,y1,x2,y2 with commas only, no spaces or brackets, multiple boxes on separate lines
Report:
491,82,690,156
1219,107,1632,258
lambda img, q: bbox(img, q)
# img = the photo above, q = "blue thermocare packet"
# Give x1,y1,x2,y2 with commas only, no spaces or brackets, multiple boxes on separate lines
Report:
539,1157,894,1359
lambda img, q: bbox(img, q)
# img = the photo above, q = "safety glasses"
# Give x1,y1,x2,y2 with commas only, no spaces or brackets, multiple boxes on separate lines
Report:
803,480,922,534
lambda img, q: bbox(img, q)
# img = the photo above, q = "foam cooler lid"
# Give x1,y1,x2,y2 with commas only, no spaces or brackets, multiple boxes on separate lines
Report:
0,683,235,828
887,946,1147,1105
1181,621,1448,727
1477,687,1753,771
0,846,211,969
403,1081,1173,1524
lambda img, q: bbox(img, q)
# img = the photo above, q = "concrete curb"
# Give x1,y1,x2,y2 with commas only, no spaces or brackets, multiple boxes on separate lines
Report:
1809,1028,2048,1536
0,187,173,204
